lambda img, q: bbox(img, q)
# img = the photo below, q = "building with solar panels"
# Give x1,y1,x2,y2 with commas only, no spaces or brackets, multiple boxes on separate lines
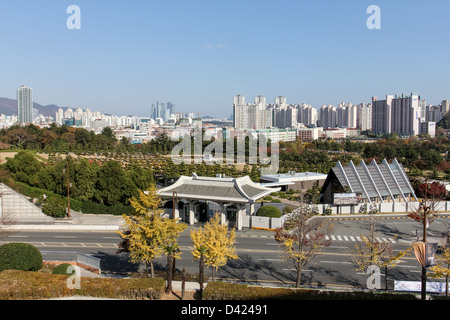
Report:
320,158,417,204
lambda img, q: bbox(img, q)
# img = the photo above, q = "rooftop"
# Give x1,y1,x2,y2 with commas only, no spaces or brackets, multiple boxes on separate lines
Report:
261,171,328,182
158,173,279,204
327,158,417,202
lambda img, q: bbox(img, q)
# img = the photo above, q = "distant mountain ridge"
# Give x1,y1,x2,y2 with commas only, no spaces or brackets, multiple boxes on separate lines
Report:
0,97,67,117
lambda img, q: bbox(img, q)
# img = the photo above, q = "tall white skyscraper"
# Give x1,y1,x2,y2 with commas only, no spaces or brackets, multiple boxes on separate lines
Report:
357,103,372,131
17,85,33,124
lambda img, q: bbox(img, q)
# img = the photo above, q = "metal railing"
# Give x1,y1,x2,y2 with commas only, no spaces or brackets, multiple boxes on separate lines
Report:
40,251,101,273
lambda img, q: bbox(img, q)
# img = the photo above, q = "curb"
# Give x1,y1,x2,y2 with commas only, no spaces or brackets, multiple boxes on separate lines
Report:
8,224,120,231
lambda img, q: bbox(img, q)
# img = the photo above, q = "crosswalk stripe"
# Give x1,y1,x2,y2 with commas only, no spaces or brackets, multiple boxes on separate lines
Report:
324,235,395,243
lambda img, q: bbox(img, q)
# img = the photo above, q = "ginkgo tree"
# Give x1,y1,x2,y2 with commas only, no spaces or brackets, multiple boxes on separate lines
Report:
275,192,334,288
190,212,238,296
117,185,186,278
350,218,411,290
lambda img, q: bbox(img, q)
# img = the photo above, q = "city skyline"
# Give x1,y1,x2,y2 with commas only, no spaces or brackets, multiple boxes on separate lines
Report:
1,1,450,117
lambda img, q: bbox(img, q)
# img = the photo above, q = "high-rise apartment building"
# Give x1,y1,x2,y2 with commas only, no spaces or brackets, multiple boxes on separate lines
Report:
296,103,318,127
272,96,298,129
372,95,393,135
426,100,449,124
319,105,337,129
17,85,33,124
372,93,422,136
233,95,272,130
357,103,372,131
337,102,358,128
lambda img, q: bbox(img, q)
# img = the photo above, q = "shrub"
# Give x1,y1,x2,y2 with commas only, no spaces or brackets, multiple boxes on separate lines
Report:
52,263,74,275
282,205,294,214
42,196,67,218
256,205,282,218
81,201,134,215
270,192,279,197
263,196,273,201
0,270,166,300
202,281,418,300
0,243,43,272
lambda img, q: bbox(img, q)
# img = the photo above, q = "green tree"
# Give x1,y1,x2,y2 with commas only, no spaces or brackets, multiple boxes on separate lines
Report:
5,151,43,185
96,161,134,205
73,158,99,202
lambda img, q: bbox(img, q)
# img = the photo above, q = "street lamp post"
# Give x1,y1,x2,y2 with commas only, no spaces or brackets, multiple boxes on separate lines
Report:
418,203,432,300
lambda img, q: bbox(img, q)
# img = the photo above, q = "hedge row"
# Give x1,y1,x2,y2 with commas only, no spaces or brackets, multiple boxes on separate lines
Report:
81,201,134,215
0,270,166,300
202,281,418,300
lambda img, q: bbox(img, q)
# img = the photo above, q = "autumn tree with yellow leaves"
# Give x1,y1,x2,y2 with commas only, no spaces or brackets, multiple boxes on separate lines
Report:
190,212,238,296
117,185,186,278
275,192,334,288
350,218,411,290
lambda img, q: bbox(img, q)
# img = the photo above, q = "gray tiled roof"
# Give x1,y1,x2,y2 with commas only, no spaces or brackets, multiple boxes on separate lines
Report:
158,175,279,203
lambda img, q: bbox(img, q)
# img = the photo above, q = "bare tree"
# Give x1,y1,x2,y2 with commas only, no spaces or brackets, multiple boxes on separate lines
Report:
275,192,334,288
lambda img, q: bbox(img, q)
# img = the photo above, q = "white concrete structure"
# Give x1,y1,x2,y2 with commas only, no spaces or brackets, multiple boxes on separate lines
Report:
0,183,54,224
158,174,279,230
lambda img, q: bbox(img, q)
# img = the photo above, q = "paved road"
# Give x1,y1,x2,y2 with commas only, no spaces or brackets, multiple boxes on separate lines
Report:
1,214,448,290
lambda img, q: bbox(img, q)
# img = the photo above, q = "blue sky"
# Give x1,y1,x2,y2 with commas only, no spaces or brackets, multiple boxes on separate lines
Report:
0,0,449,117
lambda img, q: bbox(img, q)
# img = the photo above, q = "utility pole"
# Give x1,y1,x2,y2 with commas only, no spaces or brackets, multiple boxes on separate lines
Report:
64,159,71,218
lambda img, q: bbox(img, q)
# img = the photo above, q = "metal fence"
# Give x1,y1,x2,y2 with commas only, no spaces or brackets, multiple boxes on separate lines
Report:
40,251,101,273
